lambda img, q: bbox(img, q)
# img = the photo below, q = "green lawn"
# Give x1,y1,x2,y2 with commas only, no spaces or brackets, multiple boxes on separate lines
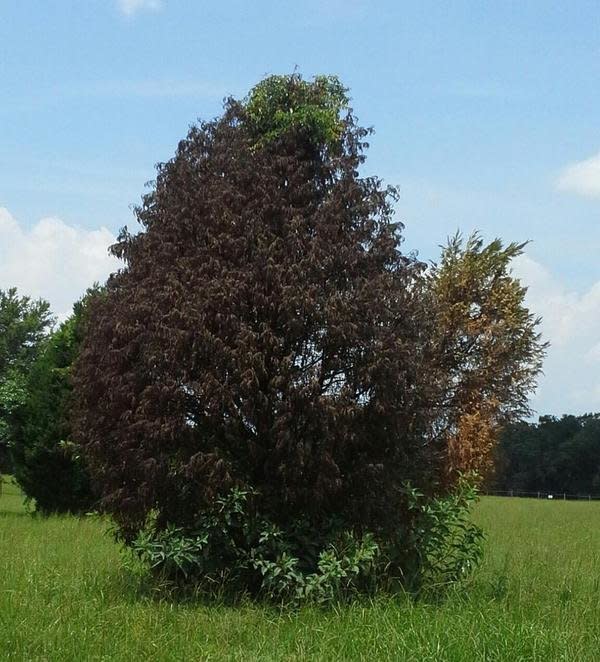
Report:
1,477,600,661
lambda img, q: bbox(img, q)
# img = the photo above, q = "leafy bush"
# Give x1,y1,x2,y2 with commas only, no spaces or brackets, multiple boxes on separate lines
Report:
132,488,377,603
395,478,485,593
131,480,483,604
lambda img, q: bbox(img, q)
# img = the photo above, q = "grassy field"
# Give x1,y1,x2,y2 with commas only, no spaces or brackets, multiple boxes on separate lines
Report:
1,477,599,661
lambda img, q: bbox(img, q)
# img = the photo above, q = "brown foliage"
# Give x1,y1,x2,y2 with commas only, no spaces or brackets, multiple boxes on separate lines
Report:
72,76,545,540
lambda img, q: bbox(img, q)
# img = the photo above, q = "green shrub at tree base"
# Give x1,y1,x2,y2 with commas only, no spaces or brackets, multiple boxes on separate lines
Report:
130,478,483,604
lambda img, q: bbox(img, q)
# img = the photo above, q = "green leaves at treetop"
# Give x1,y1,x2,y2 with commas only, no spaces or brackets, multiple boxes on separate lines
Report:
244,74,350,150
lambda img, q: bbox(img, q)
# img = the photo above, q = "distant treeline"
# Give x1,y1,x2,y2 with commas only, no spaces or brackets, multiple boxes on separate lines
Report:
491,414,600,495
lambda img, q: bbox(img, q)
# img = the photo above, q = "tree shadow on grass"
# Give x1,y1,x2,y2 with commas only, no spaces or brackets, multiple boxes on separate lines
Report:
103,560,263,611
101,551,426,615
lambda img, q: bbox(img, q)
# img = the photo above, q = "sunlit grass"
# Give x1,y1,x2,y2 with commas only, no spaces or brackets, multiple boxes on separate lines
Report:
2,477,600,661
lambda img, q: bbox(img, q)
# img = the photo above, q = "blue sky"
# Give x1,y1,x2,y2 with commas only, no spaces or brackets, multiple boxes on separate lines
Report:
1,1,599,415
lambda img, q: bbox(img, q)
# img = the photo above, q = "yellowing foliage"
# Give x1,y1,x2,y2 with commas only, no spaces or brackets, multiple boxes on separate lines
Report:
430,234,547,484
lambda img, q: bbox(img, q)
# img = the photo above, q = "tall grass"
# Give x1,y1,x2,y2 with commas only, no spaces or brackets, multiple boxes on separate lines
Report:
1,477,599,661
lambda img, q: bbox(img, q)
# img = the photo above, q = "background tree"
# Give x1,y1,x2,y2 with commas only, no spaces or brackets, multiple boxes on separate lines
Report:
492,414,600,495
11,290,98,513
0,288,53,472
73,74,545,597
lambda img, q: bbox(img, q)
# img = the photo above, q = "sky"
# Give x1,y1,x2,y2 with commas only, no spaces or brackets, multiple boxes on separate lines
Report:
1,0,599,416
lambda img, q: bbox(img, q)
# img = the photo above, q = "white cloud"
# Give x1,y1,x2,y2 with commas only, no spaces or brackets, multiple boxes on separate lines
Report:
512,254,600,414
117,0,163,17
557,152,600,199
0,208,120,321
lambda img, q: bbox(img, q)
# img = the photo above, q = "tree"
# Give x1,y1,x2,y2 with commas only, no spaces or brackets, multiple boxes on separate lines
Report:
427,234,547,481
11,290,98,513
73,74,545,597
0,288,53,472
492,414,600,495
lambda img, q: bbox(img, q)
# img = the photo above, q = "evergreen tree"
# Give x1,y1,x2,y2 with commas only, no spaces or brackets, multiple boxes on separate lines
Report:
11,291,97,513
